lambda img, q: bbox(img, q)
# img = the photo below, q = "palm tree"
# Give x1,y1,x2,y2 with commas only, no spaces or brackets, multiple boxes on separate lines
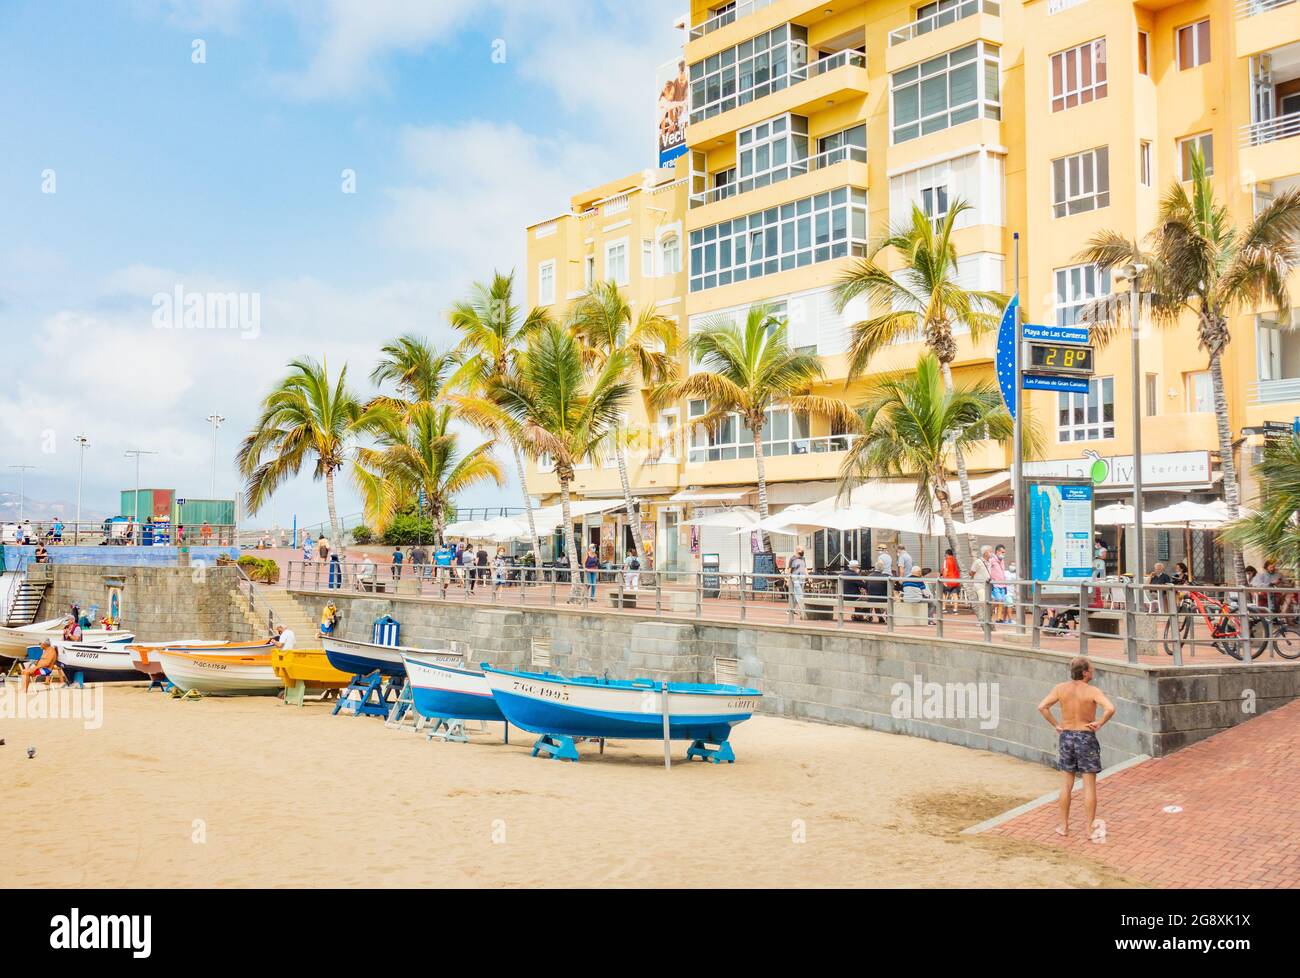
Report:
238,357,362,545
493,322,632,597
448,272,550,567
833,201,1007,563
838,353,1015,567
369,334,459,414
654,305,860,552
1078,149,1300,584
352,402,505,542
570,280,680,564
1224,433,1300,571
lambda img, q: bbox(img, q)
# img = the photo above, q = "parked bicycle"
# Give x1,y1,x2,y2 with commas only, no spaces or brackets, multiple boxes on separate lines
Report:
1161,589,1272,660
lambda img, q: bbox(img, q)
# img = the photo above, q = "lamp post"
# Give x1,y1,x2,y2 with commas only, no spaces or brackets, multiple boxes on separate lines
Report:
8,464,36,526
206,413,225,499
124,449,158,544
74,436,90,544
1113,264,1148,587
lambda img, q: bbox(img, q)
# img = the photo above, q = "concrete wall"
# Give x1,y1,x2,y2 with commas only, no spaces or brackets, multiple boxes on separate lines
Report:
42,564,257,644
2,545,238,572
302,587,1300,769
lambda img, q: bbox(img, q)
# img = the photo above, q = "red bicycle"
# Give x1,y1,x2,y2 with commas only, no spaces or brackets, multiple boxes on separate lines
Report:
1161,589,1271,660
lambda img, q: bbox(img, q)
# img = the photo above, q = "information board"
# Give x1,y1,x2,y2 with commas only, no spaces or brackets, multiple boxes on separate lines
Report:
752,551,777,591
1024,478,1094,592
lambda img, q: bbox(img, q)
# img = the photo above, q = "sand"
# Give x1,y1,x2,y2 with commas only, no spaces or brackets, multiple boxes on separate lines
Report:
1,686,1133,888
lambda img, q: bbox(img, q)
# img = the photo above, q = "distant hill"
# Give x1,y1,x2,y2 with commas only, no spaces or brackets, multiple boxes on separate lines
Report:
0,491,108,524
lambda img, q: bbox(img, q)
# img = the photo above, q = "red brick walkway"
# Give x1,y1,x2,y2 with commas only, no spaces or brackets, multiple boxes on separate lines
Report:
989,699,1300,887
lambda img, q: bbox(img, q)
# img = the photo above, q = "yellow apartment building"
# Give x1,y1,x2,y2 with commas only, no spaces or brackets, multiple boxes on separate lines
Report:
523,0,1300,579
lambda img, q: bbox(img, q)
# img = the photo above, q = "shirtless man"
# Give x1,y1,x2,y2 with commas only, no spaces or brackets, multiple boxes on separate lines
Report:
21,640,62,693
1037,656,1115,841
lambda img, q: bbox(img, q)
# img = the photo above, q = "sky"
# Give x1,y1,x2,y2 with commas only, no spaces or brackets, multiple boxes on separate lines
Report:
0,0,684,529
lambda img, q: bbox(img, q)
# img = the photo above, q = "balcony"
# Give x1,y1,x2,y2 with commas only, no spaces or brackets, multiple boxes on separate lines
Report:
690,144,867,209
688,49,869,149
690,0,779,40
1240,41,1300,180
885,1,1003,74
1251,378,1300,403
889,0,1000,46
1236,0,1300,57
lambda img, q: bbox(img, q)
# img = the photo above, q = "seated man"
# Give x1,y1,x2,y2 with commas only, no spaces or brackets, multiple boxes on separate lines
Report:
861,568,889,624
21,640,65,692
900,567,937,623
319,601,339,635
840,559,867,621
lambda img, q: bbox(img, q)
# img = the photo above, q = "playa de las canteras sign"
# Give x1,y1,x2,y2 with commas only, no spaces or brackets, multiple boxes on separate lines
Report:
1025,478,1094,589
1024,451,1212,491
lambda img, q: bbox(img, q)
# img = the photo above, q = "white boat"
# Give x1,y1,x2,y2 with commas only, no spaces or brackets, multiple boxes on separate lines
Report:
322,635,423,677
56,642,143,683
153,648,281,696
131,640,275,681
0,618,134,664
401,651,503,722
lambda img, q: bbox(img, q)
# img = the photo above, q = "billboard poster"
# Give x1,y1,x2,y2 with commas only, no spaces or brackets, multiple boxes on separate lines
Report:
1025,478,1094,592
656,57,688,167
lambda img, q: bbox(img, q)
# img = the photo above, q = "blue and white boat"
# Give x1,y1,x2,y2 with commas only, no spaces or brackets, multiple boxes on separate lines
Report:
322,635,422,677
481,666,762,762
402,652,504,723
56,640,142,683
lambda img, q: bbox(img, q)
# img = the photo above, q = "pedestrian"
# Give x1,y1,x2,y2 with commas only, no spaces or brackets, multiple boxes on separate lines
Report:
788,546,808,609
896,543,913,579
940,548,962,613
1037,656,1115,842
200,521,212,546
328,551,342,589
434,542,454,592
584,545,600,601
317,534,331,563
493,547,507,594
476,544,489,589
52,519,64,544
461,543,476,592
970,545,992,623
623,550,641,591
410,542,428,578
391,545,404,581
358,554,377,592
302,530,314,564
874,543,893,577
989,544,1008,622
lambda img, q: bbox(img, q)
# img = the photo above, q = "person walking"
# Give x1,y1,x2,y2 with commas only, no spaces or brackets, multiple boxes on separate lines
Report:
970,545,992,623
988,544,1008,623
583,545,600,601
390,545,404,582
1037,656,1115,843
493,547,507,595
896,543,914,580
940,548,961,614
788,546,808,612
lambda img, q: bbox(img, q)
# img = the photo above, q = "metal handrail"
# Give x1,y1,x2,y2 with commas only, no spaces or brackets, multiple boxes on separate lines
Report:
1239,111,1300,147
234,561,278,635
889,0,1000,46
689,144,866,208
689,0,777,40
1234,0,1296,17
689,48,866,125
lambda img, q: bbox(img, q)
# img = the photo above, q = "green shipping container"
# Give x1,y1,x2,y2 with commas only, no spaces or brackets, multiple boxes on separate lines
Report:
176,498,236,526
119,488,176,522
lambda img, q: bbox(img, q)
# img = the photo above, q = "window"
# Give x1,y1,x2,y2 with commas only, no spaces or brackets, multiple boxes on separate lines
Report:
816,124,866,165
1057,377,1115,442
1178,132,1214,178
1140,140,1152,187
1054,263,1111,326
654,409,681,463
1185,370,1213,412
537,260,555,306
737,114,809,193
921,183,950,230
605,239,628,285
688,402,814,462
891,42,1001,144
688,187,869,293
1052,146,1110,217
660,234,682,275
1137,31,1149,76
1145,373,1158,417
1050,39,1107,112
642,239,654,277
584,254,596,288
688,24,808,125
1177,19,1210,70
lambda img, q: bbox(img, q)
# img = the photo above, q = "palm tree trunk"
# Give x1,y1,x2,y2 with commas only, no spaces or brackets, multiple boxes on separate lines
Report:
940,359,980,566
324,468,342,546
934,478,962,577
752,426,773,554
1209,348,1247,586
511,442,543,581
559,474,583,599
615,445,647,561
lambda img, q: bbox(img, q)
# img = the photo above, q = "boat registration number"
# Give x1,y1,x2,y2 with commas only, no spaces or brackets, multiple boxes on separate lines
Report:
511,680,569,702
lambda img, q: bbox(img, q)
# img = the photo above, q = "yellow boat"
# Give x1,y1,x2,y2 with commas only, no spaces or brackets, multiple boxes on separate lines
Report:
272,647,352,704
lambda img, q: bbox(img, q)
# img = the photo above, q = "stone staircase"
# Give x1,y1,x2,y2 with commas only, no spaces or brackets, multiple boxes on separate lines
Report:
235,586,319,643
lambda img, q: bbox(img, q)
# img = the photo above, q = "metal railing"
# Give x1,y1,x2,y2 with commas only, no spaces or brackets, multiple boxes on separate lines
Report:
1239,111,1300,147
234,561,278,635
889,0,1000,46
1250,377,1300,404
689,48,867,126
689,0,777,40
689,144,867,208
285,561,1300,669
1235,0,1296,17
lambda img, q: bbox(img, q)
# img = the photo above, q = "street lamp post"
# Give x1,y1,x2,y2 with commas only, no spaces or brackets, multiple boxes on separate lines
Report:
206,413,225,499
124,449,158,545
74,436,90,544
8,464,36,527
1114,264,1148,587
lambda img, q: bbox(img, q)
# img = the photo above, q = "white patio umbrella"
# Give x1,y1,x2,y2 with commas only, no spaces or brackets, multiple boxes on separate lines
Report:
957,509,1016,537
1145,500,1235,528
1094,503,1136,526
443,519,492,537
480,516,528,541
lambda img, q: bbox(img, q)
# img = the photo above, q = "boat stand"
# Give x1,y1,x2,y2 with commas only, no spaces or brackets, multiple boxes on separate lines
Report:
385,683,420,730
686,739,735,764
333,671,399,718
169,687,203,701
426,717,469,743
531,733,581,761
146,677,171,693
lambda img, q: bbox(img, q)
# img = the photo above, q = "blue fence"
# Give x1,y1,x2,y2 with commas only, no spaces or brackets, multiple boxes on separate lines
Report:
0,545,240,573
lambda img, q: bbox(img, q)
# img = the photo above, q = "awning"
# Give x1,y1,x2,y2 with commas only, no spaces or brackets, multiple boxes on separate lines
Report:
669,488,754,503
818,471,1010,516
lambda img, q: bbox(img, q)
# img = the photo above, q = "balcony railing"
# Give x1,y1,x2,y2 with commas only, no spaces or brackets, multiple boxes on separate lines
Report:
690,48,867,126
1251,377,1300,403
689,0,777,40
1235,0,1296,17
889,0,1001,46
1240,111,1300,147
689,144,867,208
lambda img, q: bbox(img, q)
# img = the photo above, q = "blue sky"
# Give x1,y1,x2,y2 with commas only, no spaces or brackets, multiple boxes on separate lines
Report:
0,0,682,529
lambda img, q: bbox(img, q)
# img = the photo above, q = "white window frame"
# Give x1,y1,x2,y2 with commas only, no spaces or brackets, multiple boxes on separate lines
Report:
736,113,809,194
1052,146,1110,218
1178,132,1214,178
1140,140,1152,187
1057,377,1115,442
1050,38,1107,113
642,239,655,278
1176,19,1210,71
890,42,1001,145
920,182,950,231
653,408,681,464
537,260,556,306
1137,30,1150,76
660,231,682,275
584,254,596,288
1054,263,1111,326
687,401,813,463
688,23,807,125
605,237,629,286
1184,370,1213,413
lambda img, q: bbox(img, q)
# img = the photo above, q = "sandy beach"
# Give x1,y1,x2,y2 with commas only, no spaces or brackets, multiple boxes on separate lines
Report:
1,686,1132,888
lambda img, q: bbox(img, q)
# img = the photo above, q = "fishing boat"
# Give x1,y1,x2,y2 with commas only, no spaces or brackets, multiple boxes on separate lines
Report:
56,641,146,683
0,618,133,665
128,639,273,679
322,635,421,677
401,651,504,723
153,648,281,696
271,647,352,692
481,666,762,761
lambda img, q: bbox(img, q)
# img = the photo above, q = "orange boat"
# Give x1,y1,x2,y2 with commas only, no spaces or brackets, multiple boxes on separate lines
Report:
153,647,280,696
129,640,277,679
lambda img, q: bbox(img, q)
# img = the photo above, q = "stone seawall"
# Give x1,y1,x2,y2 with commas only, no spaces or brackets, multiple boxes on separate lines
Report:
301,588,1300,768
42,564,258,643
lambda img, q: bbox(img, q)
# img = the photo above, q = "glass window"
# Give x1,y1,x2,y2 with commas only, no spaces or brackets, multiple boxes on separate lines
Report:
1137,31,1149,76
1177,19,1210,70
1145,373,1158,417
642,239,654,278
605,240,628,285
688,403,836,463
1185,371,1213,412
736,114,809,194
891,42,1000,144
688,24,809,124
1057,377,1115,442
660,234,681,275
1054,263,1111,326
537,260,555,306
1051,146,1110,217
816,124,866,165
1050,39,1107,113
1178,132,1214,177
1140,140,1152,187
921,183,949,230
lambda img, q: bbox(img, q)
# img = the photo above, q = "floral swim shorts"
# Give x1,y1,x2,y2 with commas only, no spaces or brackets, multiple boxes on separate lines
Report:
1058,729,1101,774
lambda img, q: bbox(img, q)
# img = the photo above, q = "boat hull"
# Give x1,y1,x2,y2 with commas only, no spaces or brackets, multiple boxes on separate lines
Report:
402,653,503,722
0,621,133,663
129,640,272,678
481,668,761,742
322,636,411,678
57,643,143,683
271,648,351,690
154,650,281,696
